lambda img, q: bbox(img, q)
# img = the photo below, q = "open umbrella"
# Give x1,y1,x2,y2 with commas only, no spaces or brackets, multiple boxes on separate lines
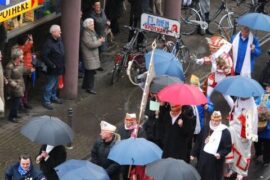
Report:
21,115,74,146
237,13,270,32
214,75,264,98
144,49,185,81
55,159,110,180
108,137,162,165
150,75,183,94
157,83,207,105
145,158,200,180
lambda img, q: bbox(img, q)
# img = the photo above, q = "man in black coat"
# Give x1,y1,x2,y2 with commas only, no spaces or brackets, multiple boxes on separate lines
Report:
105,0,124,34
91,121,121,180
36,145,67,180
5,153,45,180
41,24,65,110
191,111,232,180
161,104,196,162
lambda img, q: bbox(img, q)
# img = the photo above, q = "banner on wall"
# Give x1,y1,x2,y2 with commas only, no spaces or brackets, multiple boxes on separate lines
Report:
0,0,38,22
140,13,180,37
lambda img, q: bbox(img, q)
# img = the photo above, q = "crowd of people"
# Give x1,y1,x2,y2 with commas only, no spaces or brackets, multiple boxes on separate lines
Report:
2,0,270,180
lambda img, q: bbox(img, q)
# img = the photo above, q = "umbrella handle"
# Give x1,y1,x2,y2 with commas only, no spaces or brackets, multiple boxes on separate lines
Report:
152,39,157,49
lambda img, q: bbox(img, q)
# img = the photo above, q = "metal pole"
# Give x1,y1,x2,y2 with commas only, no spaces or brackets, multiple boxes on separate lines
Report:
66,107,73,149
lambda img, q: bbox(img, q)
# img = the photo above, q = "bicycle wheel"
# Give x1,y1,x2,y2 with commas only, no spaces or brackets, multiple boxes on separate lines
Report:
177,46,191,74
219,12,236,41
127,54,146,86
111,54,126,84
180,7,200,35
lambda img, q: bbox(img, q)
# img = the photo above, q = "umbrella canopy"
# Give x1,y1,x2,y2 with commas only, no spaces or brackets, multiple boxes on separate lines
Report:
214,75,264,98
108,137,162,165
21,115,74,146
146,158,200,180
237,13,270,32
144,49,185,81
55,159,110,180
150,75,183,94
157,83,207,105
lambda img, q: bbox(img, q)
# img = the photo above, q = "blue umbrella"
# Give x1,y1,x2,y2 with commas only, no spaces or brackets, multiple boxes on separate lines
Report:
214,75,264,98
144,49,185,81
108,137,163,165
237,13,270,32
54,159,110,180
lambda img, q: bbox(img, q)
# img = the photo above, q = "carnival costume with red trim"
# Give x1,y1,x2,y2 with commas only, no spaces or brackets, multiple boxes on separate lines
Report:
225,97,258,177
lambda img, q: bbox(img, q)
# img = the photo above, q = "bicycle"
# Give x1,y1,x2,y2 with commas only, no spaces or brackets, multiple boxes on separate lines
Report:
158,33,193,75
234,0,270,16
180,0,236,40
111,25,147,85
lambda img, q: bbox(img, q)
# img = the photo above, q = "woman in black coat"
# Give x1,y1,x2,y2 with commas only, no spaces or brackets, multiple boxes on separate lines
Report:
36,145,67,180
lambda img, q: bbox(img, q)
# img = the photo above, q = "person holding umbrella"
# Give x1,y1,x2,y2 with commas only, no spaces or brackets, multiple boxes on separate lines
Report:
224,96,258,179
190,111,232,180
91,121,121,180
161,103,196,162
231,26,261,78
36,144,67,180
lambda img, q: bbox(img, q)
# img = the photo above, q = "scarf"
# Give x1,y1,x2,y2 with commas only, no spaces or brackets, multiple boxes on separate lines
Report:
232,32,253,77
18,164,30,176
203,123,227,155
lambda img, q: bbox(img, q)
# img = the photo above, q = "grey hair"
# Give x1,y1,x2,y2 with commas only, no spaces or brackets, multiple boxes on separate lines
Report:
11,47,23,60
83,18,94,29
50,24,61,33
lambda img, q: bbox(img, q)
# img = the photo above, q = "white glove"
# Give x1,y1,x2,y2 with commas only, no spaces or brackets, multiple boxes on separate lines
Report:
196,58,204,65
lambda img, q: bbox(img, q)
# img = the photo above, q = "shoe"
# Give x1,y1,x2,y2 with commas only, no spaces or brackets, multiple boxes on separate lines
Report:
15,115,22,119
43,103,53,110
8,118,19,123
24,104,32,109
52,98,63,104
86,89,97,95
97,67,104,71
263,162,269,167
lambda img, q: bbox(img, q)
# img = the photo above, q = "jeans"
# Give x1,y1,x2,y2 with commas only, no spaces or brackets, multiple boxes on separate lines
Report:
43,74,58,104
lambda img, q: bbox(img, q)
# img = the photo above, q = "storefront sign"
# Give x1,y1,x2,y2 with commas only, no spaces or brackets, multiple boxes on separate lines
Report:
140,13,180,37
0,0,38,22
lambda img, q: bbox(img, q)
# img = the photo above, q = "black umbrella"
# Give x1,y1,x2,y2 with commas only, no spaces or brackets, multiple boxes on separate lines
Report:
146,158,201,180
150,75,183,94
21,115,74,146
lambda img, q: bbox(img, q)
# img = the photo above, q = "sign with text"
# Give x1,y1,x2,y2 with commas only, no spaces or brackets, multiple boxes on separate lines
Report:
0,0,38,22
140,13,180,37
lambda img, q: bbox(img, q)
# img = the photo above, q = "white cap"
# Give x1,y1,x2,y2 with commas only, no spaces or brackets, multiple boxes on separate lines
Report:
100,121,116,132
125,113,136,121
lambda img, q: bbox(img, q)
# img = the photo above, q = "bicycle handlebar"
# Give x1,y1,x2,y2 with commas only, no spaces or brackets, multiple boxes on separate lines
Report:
123,25,145,32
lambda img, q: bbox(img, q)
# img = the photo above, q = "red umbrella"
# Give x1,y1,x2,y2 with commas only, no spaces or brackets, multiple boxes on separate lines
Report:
157,83,207,105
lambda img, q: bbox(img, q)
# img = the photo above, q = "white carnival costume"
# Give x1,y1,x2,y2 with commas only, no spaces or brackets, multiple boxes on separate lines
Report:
226,97,258,177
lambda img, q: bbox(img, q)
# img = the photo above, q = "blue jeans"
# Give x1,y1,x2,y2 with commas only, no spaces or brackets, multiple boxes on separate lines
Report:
43,75,58,104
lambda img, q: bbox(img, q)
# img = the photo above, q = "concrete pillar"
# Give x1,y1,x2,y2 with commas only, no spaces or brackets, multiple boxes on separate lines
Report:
60,0,81,99
164,0,181,20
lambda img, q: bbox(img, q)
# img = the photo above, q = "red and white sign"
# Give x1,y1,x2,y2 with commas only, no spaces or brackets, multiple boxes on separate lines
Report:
140,13,180,37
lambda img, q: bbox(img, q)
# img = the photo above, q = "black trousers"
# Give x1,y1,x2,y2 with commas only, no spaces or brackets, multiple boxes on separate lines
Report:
254,138,270,163
82,69,96,90
9,96,20,120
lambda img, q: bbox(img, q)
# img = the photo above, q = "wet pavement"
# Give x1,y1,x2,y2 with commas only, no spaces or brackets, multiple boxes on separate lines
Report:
1,1,270,179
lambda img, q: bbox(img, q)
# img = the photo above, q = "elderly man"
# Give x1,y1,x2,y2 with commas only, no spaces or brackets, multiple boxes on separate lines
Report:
231,26,261,78
41,24,65,110
5,153,45,180
91,121,120,180
161,103,196,162
191,111,232,180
